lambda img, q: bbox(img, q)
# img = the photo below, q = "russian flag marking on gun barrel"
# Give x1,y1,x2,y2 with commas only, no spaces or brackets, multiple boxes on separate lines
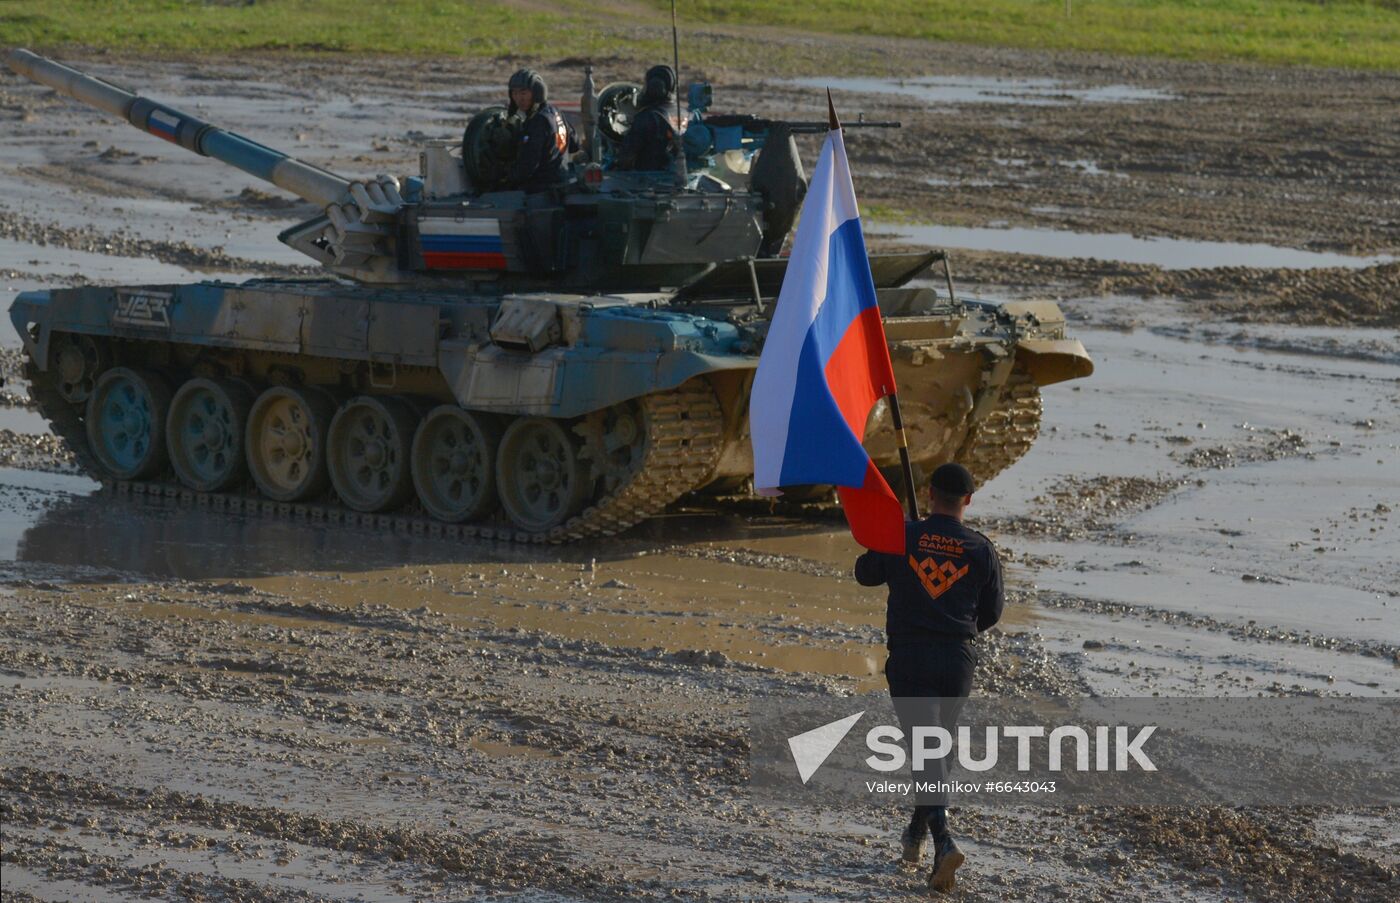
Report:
146,109,181,143
419,218,507,270
749,127,905,553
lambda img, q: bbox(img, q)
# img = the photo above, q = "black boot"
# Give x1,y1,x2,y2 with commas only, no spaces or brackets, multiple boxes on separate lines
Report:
927,835,965,893
900,810,929,864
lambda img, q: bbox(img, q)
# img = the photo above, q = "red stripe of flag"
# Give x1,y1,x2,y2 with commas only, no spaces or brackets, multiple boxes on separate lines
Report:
422,251,508,270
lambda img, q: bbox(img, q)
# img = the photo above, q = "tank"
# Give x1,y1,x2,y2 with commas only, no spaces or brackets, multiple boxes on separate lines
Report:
5,50,1092,542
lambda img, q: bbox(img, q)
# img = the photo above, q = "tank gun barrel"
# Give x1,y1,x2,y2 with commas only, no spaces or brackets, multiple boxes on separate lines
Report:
4,49,350,208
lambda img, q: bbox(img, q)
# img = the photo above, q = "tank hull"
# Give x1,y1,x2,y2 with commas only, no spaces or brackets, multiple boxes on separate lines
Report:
12,279,1090,541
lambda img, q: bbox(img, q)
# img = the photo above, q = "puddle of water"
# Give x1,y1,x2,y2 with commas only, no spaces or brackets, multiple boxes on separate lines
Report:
1034,606,1395,698
926,176,998,187
1057,158,1126,179
790,75,1175,106
5,488,551,576
982,320,1399,655
0,405,51,433
2,486,893,683
868,221,1394,270
251,552,894,686
471,739,561,760
0,467,100,560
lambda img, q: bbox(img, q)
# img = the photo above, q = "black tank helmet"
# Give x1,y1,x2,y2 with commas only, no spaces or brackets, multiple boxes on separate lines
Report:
641,64,676,107
507,68,548,114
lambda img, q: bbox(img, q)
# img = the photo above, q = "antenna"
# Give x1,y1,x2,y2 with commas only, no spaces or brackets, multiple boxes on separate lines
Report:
671,0,688,187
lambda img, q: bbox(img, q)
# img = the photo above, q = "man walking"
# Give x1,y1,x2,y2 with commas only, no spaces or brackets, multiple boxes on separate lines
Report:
854,462,1004,893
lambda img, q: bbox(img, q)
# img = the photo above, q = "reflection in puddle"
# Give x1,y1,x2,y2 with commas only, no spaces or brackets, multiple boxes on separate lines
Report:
0,467,100,560
5,484,842,580
869,221,1394,270
1057,159,1126,179
0,405,53,434
5,487,892,684
789,75,1175,106
8,486,578,578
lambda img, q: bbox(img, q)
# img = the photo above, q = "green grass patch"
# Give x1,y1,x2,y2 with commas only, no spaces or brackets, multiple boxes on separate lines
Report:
669,0,1400,71
0,1,589,57
2,1,1397,71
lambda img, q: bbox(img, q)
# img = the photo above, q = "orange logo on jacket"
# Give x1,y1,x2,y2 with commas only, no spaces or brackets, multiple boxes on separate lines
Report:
552,112,569,152
908,555,969,600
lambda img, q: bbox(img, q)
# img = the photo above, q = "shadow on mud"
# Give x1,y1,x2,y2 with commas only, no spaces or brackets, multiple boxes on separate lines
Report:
11,485,836,581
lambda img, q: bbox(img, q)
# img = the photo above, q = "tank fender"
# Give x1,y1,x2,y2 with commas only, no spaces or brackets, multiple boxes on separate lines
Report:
9,290,54,369
438,342,754,418
999,300,1070,326
445,302,755,417
1014,338,1094,387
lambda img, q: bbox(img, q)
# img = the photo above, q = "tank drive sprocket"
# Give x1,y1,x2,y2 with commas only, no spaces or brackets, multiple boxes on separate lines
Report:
956,372,1042,486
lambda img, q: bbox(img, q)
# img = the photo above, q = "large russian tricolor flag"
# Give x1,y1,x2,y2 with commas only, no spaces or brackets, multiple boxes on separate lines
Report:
750,125,906,554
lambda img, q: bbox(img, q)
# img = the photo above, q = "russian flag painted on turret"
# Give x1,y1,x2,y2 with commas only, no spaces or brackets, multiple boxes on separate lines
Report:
749,126,905,554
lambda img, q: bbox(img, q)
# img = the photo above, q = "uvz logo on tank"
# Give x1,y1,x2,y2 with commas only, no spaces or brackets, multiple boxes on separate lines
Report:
111,291,172,328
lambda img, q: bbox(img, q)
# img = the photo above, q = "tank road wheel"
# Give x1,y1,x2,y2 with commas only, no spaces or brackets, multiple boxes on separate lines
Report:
53,333,108,403
84,367,171,480
495,417,590,533
326,396,417,513
166,378,253,492
411,406,501,523
245,386,335,502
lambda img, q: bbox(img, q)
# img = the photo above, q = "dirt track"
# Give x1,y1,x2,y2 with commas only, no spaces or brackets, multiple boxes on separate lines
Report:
1,32,1398,903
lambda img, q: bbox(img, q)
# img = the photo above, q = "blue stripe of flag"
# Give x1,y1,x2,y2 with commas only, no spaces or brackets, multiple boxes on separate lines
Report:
420,235,503,251
776,217,879,488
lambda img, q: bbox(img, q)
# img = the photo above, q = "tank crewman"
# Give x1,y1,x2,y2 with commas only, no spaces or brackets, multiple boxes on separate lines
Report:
616,64,678,171
505,68,577,193
854,462,1004,894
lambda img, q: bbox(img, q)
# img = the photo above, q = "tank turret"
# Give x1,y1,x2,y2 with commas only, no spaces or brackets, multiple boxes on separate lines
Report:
5,50,897,291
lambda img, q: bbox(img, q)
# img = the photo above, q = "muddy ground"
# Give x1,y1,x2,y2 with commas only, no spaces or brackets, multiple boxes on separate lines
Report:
1,30,1397,903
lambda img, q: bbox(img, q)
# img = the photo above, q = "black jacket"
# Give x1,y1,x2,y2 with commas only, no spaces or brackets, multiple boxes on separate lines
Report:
509,103,576,193
617,104,676,172
855,514,1003,646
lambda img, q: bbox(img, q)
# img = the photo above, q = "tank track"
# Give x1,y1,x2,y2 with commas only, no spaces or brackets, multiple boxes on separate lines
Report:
957,373,1042,487
25,363,723,545
685,375,1045,522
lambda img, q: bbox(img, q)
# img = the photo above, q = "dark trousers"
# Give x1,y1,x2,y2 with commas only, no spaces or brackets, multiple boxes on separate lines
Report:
884,639,977,841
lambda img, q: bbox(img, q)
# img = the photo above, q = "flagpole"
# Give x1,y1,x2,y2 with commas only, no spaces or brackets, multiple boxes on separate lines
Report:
886,393,920,521
671,0,688,188
828,90,920,522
